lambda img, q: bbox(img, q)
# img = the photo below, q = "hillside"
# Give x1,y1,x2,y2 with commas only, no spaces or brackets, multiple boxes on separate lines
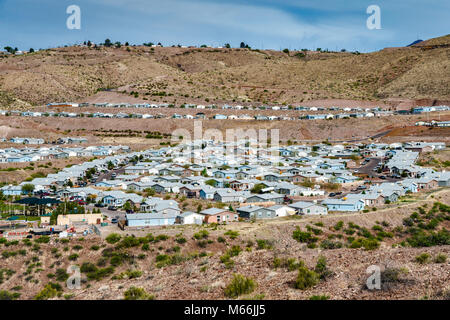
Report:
0,35,449,109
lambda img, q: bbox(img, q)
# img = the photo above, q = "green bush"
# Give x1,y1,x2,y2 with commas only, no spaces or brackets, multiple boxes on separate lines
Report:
55,268,69,282
68,253,79,261
434,253,447,263
228,245,242,257
295,266,319,290
256,239,273,250
224,230,239,239
314,256,332,280
415,253,431,264
123,286,154,300
0,290,20,300
34,282,62,300
105,233,121,244
224,274,256,298
193,230,209,240
309,295,329,300
34,236,50,244
292,228,318,244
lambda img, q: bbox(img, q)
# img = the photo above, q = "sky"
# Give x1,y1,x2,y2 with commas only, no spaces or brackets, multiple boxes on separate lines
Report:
0,0,448,52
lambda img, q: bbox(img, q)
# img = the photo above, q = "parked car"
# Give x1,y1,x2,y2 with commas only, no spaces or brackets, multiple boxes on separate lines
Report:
95,203,106,208
108,206,118,211
111,218,118,224
329,192,336,197
379,175,387,180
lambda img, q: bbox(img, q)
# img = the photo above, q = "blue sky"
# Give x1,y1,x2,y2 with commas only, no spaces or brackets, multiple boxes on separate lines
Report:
0,0,448,52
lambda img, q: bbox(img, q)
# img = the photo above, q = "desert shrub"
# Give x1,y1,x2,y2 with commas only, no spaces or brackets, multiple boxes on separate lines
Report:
117,236,140,248
0,290,20,300
87,267,115,281
175,237,187,244
55,268,69,282
295,266,319,290
193,230,209,240
90,245,100,251
320,240,343,250
68,253,79,261
333,221,344,231
228,245,242,257
292,228,318,244
415,253,431,264
141,243,150,251
256,239,273,250
34,282,62,300
406,229,450,247
224,230,239,239
217,236,226,243
224,274,256,298
220,253,234,269
197,240,208,248
434,253,447,263
314,256,332,280
154,234,169,242
105,233,121,244
350,238,379,250
72,245,83,251
123,286,154,300
309,295,329,300
272,257,303,271
80,262,98,273
34,236,50,244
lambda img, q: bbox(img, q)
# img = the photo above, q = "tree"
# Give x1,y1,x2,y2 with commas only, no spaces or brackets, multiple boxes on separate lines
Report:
107,161,114,170
201,168,208,177
4,46,15,54
144,188,156,197
104,39,112,47
283,48,289,54
250,183,265,194
224,43,231,48
240,42,246,48
21,184,35,195
29,48,34,53
122,201,132,211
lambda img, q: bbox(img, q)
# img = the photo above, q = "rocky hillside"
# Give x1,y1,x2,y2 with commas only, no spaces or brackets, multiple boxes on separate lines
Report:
0,35,449,108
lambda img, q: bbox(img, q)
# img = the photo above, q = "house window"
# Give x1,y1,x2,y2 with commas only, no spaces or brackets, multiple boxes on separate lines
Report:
217,215,220,222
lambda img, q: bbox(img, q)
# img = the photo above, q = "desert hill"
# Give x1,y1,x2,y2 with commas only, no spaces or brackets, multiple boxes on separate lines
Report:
0,34,449,109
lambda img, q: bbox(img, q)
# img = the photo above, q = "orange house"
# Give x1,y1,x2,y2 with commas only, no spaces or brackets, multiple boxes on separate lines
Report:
199,208,238,224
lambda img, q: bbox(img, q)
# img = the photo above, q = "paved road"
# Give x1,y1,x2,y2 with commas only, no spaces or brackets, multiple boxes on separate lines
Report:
354,157,401,182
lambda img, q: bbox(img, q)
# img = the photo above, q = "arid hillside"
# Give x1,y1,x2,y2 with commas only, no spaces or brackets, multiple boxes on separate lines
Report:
0,35,449,109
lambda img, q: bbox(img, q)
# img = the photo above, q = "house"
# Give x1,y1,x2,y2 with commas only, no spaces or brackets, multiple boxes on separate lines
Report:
321,198,365,212
102,191,143,207
213,189,248,203
236,205,271,219
245,193,285,205
179,185,201,198
345,192,385,207
139,198,180,214
175,211,204,225
126,212,178,227
0,185,23,196
289,201,328,215
199,208,238,224
199,186,217,200
57,213,103,226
